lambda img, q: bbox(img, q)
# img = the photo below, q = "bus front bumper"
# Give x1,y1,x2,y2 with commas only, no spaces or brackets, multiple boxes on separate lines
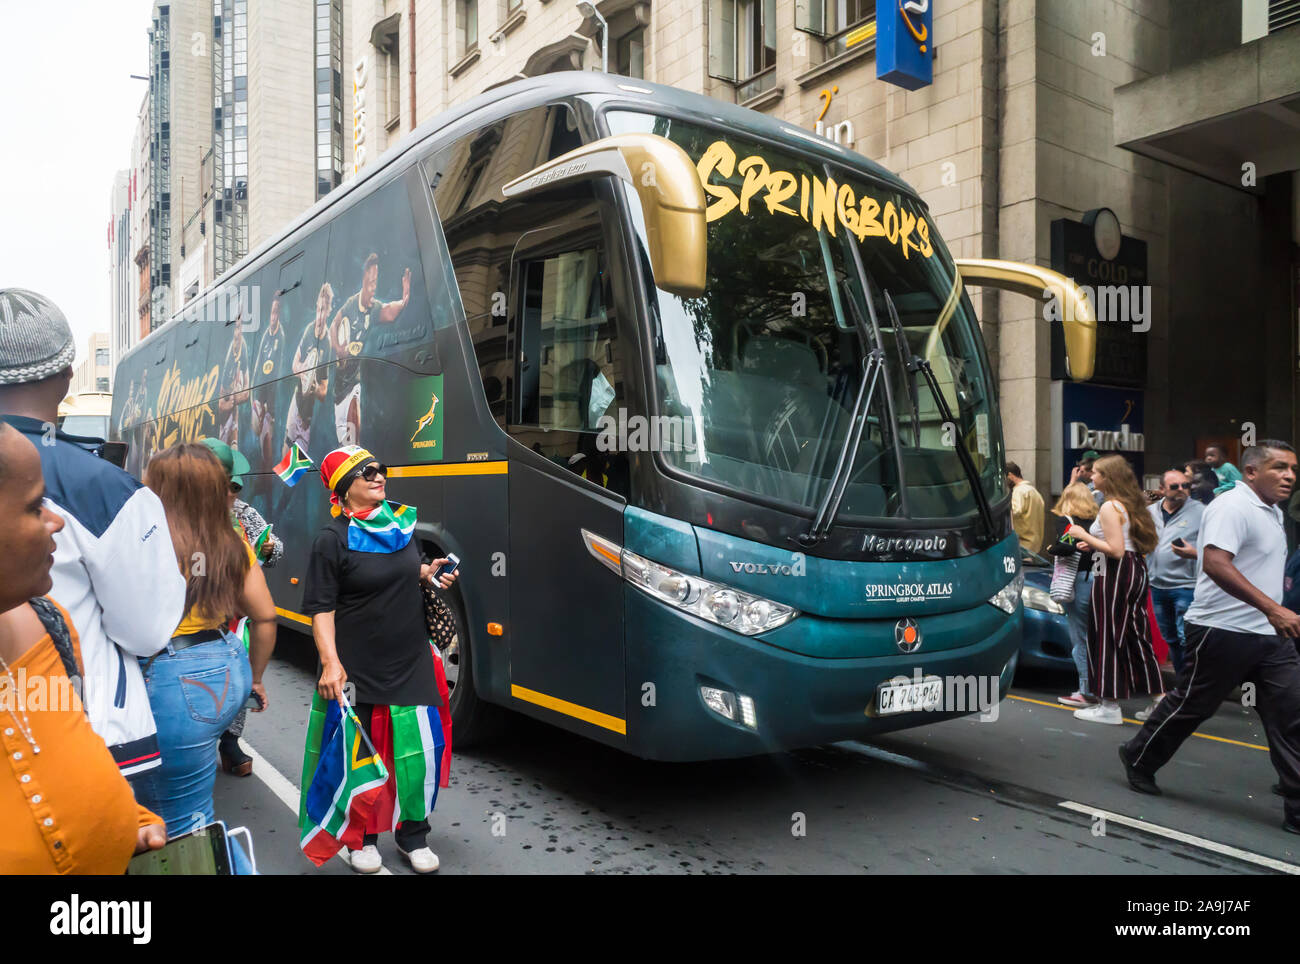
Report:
623,588,1022,761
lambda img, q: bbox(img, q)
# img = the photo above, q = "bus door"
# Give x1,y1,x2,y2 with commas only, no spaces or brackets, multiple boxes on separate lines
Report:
503,198,631,740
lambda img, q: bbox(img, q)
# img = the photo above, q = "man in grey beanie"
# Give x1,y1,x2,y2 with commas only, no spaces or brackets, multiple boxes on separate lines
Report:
0,288,185,790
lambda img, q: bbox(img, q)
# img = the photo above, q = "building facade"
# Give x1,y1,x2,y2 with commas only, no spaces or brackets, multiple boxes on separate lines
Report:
70,334,113,396
131,91,153,352
107,171,133,377
338,0,1298,500
145,0,351,327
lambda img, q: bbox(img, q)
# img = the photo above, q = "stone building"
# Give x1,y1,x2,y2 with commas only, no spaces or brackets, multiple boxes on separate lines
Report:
339,0,1298,495
144,0,351,327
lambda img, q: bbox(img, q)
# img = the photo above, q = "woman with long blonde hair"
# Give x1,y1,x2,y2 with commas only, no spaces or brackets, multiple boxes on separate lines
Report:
1066,455,1162,724
1051,483,1099,708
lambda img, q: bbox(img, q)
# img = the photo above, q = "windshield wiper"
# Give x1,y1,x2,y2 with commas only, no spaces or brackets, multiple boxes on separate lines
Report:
885,292,922,444
882,292,998,547
799,347,884,547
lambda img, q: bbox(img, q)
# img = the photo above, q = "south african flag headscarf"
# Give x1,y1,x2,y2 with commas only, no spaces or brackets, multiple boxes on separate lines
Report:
319,445,416,553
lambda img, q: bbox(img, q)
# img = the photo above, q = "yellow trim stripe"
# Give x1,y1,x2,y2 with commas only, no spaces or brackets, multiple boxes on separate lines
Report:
387,461,508,478
511,684,627,735
276,607,312,626
1006,693,1268,751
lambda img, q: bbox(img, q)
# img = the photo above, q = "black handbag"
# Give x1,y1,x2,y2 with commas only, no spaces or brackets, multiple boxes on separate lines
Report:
422,584,457,650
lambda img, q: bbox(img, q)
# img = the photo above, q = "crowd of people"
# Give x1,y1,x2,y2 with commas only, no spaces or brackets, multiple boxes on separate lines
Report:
5,279,1300,874
1010,444,1300,831
0,289,458,874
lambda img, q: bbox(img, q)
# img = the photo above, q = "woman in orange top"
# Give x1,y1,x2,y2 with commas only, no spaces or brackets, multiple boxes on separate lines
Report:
0,421,166,873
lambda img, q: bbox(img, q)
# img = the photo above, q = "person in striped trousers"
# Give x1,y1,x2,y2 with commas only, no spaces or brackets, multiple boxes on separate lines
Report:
1066,455,1163,724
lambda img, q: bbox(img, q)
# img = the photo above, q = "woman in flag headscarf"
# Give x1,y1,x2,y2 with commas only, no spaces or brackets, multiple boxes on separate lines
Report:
300,445,457,874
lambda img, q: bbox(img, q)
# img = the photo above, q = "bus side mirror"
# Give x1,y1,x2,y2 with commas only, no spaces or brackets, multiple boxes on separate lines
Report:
502,133,707,298
954,259,1096,382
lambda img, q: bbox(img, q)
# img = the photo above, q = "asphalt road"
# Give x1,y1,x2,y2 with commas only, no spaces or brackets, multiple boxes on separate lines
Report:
215,632,1300,875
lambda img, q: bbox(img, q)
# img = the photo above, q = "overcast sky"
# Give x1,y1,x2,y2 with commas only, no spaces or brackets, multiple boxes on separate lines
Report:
0,0,157,368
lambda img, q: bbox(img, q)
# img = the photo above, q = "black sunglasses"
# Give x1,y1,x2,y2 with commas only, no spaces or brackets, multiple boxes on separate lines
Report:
1167,483,1190,491
360,463,387,482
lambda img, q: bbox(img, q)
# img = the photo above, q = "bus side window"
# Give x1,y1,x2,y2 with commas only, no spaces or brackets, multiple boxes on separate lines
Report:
508,222,627,495
424,102,587,435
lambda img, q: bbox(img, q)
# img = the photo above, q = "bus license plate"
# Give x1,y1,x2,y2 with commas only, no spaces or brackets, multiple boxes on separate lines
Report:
876,676,943,715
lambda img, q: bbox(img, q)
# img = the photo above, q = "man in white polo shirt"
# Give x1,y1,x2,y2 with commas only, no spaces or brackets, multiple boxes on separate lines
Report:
1117,441,1300,832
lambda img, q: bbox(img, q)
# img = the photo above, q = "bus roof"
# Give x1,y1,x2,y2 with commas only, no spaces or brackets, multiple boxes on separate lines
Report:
125,72,922,363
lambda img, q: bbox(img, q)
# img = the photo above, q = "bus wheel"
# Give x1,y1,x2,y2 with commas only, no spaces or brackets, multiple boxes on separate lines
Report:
433,581,501,748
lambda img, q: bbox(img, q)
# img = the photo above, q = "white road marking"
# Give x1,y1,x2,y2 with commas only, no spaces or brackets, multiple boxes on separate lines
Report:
244,740,393,875
1058,801,1300,874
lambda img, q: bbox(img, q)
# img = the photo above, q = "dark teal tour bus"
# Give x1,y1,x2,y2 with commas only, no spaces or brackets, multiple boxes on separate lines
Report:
113,72,1096,760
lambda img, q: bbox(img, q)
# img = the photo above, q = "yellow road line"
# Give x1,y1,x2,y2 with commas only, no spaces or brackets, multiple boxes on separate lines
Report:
511,684,626,735
388,461,507,477
1007,693,1268,751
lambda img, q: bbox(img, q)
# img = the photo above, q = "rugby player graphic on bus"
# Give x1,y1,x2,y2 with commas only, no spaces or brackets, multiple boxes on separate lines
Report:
248,293,288,505
328,252,412,447
218,311,252,447
286,282,334,456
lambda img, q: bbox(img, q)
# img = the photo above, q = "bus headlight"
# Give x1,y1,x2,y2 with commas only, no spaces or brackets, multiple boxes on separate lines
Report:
582,529,798,636
1021,585,1064,614
986,570,1025,614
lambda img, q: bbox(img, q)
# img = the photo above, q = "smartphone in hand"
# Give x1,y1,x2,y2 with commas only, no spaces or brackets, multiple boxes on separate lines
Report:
433,553,460,581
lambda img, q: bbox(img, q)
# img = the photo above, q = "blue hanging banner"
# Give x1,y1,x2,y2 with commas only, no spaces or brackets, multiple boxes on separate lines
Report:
876,0,934,91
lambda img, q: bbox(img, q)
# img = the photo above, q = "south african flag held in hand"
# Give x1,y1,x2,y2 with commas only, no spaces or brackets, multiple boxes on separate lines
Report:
274,442,313,486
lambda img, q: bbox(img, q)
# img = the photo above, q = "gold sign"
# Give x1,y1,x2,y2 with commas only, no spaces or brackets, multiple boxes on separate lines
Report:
696,140,933,260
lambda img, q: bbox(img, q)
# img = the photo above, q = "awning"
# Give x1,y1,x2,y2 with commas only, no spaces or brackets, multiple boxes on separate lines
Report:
1113,27,1300,191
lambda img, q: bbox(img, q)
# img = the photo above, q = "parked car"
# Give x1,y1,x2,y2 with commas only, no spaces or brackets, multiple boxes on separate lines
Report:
1018,549,1076,674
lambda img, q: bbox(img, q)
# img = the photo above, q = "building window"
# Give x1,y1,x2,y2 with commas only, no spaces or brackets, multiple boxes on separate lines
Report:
708,0,776,93
458,0,479,55
387,46,400,127
796,0,874,61
616,26,645,78
315,0,343,198
738,0,776,80
95,348,110,367
212,0,249,275
96,377,111,393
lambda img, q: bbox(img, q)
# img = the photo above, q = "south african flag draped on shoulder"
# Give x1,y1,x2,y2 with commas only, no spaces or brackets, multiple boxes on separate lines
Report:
298,692,450,866
344,499,417,553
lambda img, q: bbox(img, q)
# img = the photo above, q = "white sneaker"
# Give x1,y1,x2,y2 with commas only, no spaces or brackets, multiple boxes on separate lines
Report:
348,844,382,874
1135,695,1164,722
1074,701,1123,725
400,846,440,873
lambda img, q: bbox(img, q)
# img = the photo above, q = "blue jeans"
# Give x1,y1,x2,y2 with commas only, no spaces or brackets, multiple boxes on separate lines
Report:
135,630,252,839
1151,586,1195,674
1066,571,1093,695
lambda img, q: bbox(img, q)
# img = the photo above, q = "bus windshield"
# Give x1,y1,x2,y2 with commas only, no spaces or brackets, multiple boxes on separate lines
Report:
606,110,1004,523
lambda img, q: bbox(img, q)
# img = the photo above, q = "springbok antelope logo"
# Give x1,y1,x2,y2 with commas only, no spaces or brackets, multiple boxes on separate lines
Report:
411,392,440,443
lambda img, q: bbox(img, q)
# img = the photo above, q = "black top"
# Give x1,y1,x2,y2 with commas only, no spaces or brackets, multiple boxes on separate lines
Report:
301,516,439,707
